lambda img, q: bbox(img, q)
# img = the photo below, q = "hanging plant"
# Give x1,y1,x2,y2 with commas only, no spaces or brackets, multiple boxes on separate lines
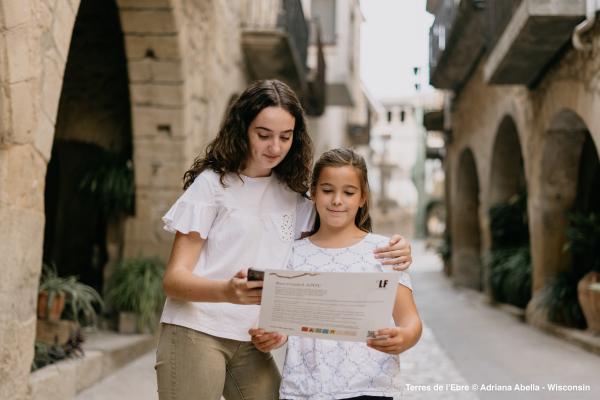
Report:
79,150,135,219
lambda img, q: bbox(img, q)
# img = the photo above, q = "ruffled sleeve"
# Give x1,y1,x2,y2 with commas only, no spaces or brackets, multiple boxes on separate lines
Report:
294,195,315,239
162,171,219,238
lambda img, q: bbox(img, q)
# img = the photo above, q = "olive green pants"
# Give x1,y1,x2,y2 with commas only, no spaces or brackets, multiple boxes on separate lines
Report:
155,324,280,400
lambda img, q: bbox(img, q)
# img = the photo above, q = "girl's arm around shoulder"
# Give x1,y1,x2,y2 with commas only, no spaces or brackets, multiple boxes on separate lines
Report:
367,284,422,355
162,231,263,305
372,233,413,271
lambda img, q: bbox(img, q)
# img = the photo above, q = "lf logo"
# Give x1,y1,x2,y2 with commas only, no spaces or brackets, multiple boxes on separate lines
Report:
378,280,389,288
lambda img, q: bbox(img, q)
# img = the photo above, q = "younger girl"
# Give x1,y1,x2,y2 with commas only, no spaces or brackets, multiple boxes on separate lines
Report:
250,148,422,400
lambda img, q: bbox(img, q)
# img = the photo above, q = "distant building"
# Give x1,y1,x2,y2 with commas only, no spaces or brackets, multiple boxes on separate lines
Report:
369,92,443,237
303,0,371,155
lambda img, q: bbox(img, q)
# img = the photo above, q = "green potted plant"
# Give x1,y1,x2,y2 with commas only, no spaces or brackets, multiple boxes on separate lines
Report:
37,265,68,321
105,258,165,333
36,264,103,345
537,269,586,329
488,246,532,309
487,192,532,308
565,212,600,333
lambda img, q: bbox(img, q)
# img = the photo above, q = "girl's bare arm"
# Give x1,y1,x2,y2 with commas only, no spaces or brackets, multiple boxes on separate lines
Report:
162,232,263,304
367,285,422,354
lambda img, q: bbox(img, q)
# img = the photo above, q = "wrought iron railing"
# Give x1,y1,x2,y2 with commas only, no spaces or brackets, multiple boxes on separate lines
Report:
241,0,308,71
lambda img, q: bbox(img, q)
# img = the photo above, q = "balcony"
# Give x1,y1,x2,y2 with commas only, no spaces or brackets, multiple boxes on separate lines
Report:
241,0,309,97
423,109,444,132
426,131,446,160
484,0,586,85
305,22,326,116
428,0,487,90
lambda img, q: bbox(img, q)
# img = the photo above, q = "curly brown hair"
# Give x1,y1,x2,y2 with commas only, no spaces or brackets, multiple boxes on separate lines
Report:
310,148,373,233
183,80,313,194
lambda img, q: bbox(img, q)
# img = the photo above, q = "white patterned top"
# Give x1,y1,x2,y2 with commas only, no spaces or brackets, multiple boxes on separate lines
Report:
280,234,412,400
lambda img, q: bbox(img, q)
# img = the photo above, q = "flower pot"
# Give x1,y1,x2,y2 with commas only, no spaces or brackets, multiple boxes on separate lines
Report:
118,311,138,334
577,271,600,333
37,291,66,321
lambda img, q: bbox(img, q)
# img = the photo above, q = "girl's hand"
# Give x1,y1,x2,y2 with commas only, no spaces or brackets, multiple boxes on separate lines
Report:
225,269,263,305
249,328,287,352
374,235,412,271
366,327,409,355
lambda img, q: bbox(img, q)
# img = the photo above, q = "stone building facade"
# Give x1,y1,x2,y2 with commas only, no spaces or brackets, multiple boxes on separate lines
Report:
0,0,324,397
426,0,600,304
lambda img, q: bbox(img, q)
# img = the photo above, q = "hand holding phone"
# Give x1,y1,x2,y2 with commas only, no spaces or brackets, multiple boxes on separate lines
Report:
247,268,265,281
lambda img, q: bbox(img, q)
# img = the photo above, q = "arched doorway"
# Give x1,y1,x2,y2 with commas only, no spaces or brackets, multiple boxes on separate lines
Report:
531,109,599,328
487,116,530,307
43,0,133,293
452,148,482,290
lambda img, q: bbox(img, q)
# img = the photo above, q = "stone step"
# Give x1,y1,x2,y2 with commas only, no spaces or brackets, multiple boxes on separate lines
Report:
29,330,157,400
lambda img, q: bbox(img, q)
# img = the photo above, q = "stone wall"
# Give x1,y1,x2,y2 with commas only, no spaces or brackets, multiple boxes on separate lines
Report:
446,22,600,294
0,0,249,397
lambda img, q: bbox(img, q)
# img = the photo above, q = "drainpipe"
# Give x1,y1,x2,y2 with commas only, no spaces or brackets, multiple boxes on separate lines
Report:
572,0,598,51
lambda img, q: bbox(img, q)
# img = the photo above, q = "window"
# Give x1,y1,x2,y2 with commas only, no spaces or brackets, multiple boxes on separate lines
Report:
387,111,392,122
400,110,406,123
312,0,336,44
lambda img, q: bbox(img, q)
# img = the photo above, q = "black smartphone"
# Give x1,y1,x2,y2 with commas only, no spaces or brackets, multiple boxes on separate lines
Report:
247,268,265,281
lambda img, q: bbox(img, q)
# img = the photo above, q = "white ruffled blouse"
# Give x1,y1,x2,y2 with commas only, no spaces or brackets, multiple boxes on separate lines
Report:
160,169,315,341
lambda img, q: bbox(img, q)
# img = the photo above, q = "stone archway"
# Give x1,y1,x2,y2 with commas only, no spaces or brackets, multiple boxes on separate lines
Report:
43,0,135,293
529,109,589,291
0,0,186,397
486,115,530,303
452,148,483,290
489,116,526,205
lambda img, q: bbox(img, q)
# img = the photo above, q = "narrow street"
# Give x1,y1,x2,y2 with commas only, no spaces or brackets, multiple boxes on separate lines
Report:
76,242,600,399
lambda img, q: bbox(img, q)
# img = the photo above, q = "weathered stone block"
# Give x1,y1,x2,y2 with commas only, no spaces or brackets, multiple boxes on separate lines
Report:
124,34,181,60
75,350,103,392
131,105,184,138
40,47,66,124
0,318,36,400
130,82,184,107
34,112,55,162
0,145,46,210
0,0,33,29
116,0,172,8
134,156,188,190
8,80,37,144
5,26,33,83
120,9,177,34
134,136,187,162
128,59,183,83
52,0,76,61
0,210,44,319
28,357,78,400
